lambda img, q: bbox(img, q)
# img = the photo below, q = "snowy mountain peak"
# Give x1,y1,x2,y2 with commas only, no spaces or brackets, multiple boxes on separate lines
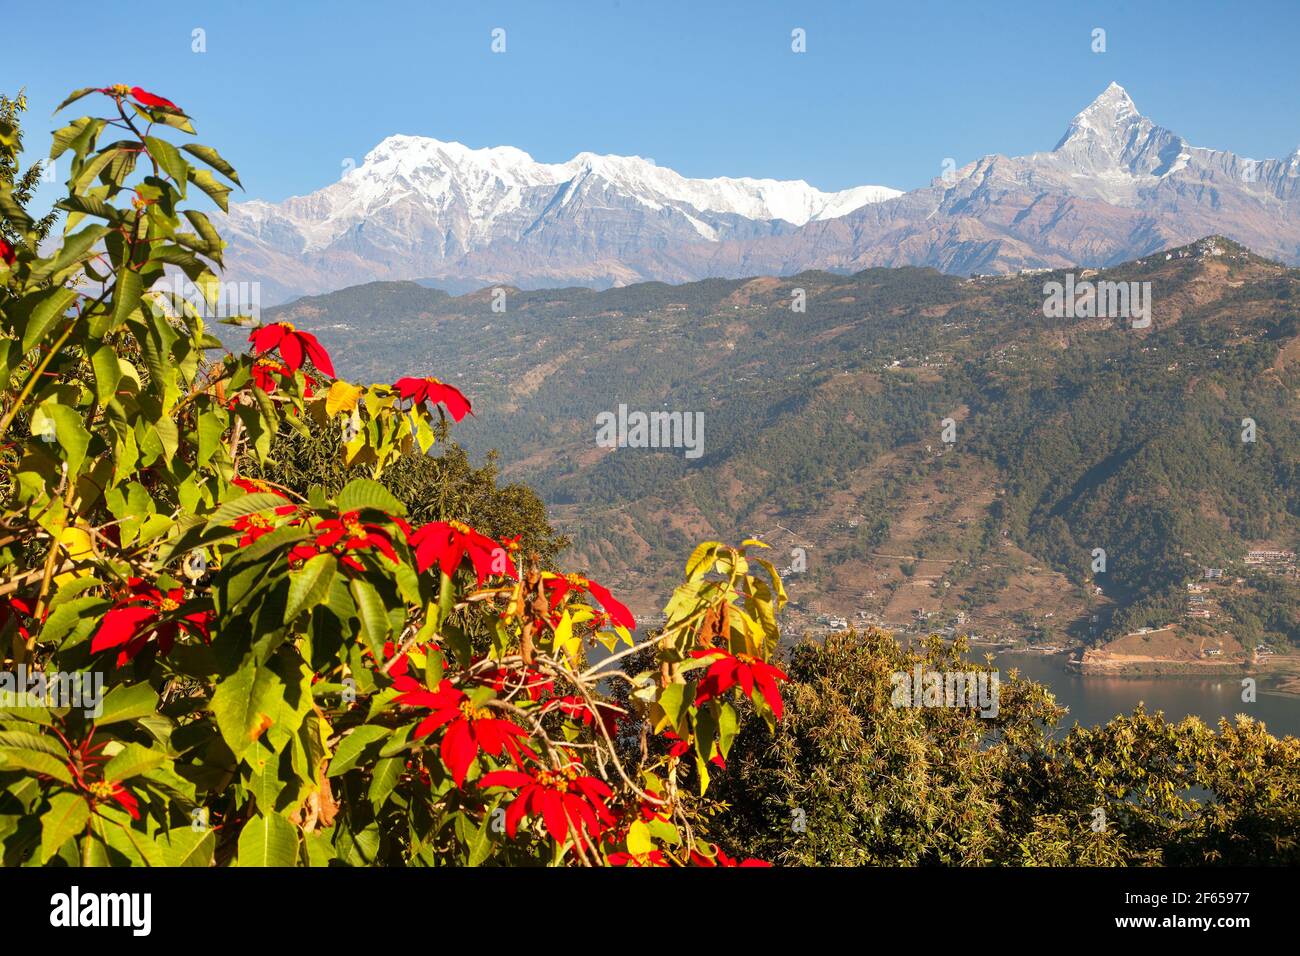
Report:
1054,82,1145,152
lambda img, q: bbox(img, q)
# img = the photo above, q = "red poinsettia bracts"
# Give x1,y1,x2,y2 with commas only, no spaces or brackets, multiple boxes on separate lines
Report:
406,520,513,583
480,761,615,847
59,727,141,820
476,663,554,702
248,322,335,376
0,238,15,266
95,84,181,112
379,639,437,679
691,648,788,719
0,596,35,641
90,579,211,666
228,478,297,545
688,844,772,867
288,511,398,572
542,573,636,630
393,677,533,787
393,376,473,422
551,695,620,737
607,849,669,867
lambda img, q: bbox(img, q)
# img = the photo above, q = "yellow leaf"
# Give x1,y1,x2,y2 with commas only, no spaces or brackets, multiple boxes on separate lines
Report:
54,525,94,587
326,381,363,417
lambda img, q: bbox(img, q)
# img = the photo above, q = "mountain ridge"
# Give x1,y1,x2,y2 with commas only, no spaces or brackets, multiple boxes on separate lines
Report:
226,82,1300,306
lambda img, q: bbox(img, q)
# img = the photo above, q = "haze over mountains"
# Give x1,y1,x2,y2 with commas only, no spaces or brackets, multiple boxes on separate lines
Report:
222,83,1300,304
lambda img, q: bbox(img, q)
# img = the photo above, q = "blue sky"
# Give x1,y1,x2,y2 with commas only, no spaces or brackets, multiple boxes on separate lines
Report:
6,0,1299,209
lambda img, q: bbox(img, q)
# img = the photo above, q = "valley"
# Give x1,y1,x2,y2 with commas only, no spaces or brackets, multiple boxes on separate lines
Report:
260,236,1300,669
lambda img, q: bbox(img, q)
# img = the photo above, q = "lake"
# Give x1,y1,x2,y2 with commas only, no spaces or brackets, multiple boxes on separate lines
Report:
983,648,1300,740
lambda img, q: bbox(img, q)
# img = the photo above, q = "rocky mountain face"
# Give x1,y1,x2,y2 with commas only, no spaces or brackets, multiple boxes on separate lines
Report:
218,138,900,303
658,84,1300,280
225,82,1300,304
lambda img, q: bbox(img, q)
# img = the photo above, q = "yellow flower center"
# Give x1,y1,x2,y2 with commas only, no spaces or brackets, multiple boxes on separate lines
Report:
458,699,493,721
735,653,757,665
244,512,272,530
88,781,116,798
565,574,588,588
159,597,180,612
343,518,366,539
110,84,131,97
449,520,471,535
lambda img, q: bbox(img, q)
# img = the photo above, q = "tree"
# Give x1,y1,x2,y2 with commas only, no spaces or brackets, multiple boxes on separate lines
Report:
0,90,57,248
0,85,787,867
708,628,1300,865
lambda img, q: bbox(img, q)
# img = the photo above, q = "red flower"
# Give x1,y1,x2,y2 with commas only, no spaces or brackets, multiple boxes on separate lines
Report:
393,377,473,422
248,322,334,376
232,476,288,498
229,478,296,545
95,85,182,112
0,238,15,266
543,573,635,630
607,849,668,867
60,728,142,820
689,844,771,867
379,639,435,679
0,596,35,641
481,762,615,847
406,520,513,582
691,648,788,719
287,511,398,572
394,678,533,787
90,578,211,666
88,780,141,820
551,695,620,737
476,663,553,702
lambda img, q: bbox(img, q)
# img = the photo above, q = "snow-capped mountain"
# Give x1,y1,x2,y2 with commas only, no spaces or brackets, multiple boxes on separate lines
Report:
222,83,1300,303
219,139,901,302
683,82,1300,278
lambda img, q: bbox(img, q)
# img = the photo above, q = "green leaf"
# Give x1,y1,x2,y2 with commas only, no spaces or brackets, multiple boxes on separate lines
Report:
19,286,77,352
162,827,215,867
182,143,242,187
327,725,390,777
337,478,407,516
96,682,159,725
284,552,335,625
349,578,391,656
0,748,72,783
203,492,293,534
0,731,62,755
367,756,401,809
107,267,144,334
103,743,168,783
53,87,98,112
40,792,90,864
143,135,190,189
44,403,92,475
188,167,231,212
90,345,123,407
235,813,299,867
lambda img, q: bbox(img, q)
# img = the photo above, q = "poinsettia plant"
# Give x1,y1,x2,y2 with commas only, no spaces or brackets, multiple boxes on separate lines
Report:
0,86,787,866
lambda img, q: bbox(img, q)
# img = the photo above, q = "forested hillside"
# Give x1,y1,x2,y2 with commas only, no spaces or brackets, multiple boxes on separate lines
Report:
265,238,1300,648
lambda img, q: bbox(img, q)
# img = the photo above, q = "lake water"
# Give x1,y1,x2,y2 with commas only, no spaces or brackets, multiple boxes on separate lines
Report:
982,648,1300,740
